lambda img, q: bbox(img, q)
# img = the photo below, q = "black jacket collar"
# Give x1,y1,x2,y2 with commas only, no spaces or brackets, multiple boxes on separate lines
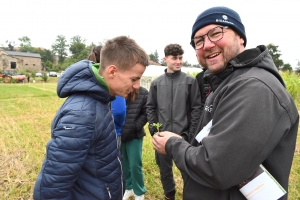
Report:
164,68,181,78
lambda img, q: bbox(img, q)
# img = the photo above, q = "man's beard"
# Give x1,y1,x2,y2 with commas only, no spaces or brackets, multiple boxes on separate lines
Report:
198,36,241,74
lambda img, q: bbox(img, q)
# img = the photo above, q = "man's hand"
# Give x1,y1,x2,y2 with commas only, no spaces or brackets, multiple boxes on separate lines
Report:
152,131,182,154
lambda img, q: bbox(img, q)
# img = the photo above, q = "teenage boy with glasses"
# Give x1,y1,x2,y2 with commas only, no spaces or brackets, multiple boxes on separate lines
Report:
152,6,298,200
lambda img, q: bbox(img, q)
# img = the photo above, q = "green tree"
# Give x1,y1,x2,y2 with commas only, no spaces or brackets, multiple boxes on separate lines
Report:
281,63,292,72
69,36,87,60
5,40,15,51
149,50,159,63
183,61,191,66
149,54,156,62
32,48,54,71
295,60,300,74
153,50,159,63
18,36,33,52
267,44,284,69
70,35,86,44
32,48,54,63
160,58,167,66
44,60,53,71
41,73,48,82
52,35,68,63
192,63,201,68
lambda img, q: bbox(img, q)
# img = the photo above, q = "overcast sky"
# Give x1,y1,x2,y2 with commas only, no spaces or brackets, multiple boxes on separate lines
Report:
2,0,300,67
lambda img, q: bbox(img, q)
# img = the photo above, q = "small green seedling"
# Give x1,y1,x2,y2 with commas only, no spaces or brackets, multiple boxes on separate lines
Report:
152,122,162,132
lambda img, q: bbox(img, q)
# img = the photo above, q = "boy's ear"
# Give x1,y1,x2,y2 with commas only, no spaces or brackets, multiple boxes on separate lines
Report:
107,65,117,78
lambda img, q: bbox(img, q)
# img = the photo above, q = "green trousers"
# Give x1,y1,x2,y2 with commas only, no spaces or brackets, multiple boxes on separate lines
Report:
121,138,146,196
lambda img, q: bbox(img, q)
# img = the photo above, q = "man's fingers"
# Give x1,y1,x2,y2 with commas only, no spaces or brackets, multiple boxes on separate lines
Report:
152,137,158,149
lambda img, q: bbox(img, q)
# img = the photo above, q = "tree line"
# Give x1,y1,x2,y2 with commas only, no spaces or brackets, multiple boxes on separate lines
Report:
2,35,99,72
1,36,300,73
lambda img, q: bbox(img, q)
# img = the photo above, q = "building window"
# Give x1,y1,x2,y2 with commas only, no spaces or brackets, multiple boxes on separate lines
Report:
25,64,28,65
11,62,16,69
33,64,35,66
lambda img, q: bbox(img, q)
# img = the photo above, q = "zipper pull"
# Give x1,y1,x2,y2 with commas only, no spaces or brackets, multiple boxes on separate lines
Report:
106,186,112,199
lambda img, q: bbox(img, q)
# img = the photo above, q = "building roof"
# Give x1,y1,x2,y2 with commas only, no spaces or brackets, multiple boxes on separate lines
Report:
3,50,41,58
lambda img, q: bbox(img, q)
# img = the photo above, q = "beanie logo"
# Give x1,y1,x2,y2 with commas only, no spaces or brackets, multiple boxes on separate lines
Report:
216,15,234,25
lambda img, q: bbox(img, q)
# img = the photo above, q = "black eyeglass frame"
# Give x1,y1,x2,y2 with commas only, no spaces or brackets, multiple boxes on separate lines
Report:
190,26,229,50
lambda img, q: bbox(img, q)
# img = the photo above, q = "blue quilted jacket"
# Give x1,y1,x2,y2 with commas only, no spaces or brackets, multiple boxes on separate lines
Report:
33,60,123,200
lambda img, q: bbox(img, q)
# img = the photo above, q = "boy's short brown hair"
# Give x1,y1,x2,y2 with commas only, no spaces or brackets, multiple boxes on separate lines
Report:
164,44,184,57
100,36,149,72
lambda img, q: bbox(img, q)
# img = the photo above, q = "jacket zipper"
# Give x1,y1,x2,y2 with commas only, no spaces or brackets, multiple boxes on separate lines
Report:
117,156,124,198
106,185,112,199
171,78,173,131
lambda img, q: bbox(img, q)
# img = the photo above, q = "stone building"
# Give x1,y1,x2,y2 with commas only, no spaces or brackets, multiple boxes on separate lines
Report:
0,50,42,72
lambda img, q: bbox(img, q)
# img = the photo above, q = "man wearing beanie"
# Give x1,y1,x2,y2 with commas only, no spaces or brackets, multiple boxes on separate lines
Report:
153,6,298,200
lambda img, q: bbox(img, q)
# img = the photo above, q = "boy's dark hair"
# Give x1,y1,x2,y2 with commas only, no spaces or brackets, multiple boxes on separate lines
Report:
164,44,184,56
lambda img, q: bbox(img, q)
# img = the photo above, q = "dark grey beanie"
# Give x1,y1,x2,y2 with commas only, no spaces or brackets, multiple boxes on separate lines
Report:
191,6,246,48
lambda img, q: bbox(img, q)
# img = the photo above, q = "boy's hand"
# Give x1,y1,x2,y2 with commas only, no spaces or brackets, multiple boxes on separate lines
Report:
149,125,158,136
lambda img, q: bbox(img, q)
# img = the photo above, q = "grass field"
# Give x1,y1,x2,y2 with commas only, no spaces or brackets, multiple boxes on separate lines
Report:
0,82,299,200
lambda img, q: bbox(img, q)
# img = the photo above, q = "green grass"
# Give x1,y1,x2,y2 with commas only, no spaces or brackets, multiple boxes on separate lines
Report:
281,72,300,100
0,79,299,200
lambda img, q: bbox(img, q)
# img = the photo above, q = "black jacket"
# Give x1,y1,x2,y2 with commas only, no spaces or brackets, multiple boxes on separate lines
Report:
121,87,148,142
166,46,299,200
147,69,202,141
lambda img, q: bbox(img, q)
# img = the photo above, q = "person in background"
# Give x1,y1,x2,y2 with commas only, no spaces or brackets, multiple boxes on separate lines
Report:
146,44,202,200
27,74,30,83
121,87,148,200
87,45,102,63
112,95,126,149
87,45,126,150
33,36,149,200
152,6,299,200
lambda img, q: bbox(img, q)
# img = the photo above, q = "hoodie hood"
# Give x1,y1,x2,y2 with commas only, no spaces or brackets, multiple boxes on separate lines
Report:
230,45,285,86
57,60,113,103
204,45,285,91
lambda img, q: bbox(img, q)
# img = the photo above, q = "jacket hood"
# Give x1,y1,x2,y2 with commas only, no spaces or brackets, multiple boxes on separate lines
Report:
230,45,285,86
204,45,285,91
57,60,113,103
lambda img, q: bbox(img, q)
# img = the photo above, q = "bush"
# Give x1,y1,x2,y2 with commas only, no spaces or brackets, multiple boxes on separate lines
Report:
41,73,48,82
187,71,199,77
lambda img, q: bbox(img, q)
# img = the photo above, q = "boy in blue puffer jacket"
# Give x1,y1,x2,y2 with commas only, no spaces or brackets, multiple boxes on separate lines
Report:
87,45,126,150
33,36,149,200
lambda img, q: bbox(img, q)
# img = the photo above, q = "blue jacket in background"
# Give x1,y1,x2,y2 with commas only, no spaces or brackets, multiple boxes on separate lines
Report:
33,60,123,200
112,95,126,136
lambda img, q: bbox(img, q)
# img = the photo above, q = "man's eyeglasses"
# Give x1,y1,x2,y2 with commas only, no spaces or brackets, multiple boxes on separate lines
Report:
191,26,229,50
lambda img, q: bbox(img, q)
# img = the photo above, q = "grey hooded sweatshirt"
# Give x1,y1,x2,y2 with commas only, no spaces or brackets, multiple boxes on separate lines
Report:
165,45,299,200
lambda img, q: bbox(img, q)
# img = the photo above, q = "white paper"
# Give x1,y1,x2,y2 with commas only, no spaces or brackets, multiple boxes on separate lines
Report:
239,165,286,200
195,120,212,143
